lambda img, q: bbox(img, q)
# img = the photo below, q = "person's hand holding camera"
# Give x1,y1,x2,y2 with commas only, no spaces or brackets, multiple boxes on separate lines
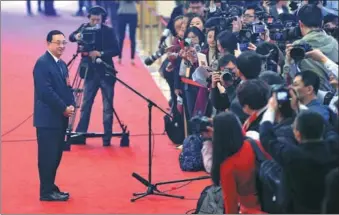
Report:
63,105,75,117
75,33,82,41
89,50,101,60
285,44,293,64
211,72,221,88
267,93,279,111
305,49,328,64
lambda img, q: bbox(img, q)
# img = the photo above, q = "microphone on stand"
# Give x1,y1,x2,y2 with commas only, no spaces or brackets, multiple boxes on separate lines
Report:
95,58,118,76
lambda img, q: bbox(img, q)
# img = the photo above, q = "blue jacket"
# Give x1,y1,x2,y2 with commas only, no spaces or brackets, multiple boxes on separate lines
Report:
33,51,75,128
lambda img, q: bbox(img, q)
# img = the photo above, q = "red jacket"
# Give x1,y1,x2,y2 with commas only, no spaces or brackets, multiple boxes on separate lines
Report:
220,139,270,214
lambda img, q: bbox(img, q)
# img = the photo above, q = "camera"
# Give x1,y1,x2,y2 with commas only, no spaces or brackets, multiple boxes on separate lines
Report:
271,84,290,105
290,43,312,61
190,115,212,134
144,43,168,66
77,23,101,53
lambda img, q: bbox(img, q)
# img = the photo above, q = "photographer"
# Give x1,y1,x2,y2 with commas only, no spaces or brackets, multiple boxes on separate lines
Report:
284,4,338,92
259,96,339,213
69,6,120,146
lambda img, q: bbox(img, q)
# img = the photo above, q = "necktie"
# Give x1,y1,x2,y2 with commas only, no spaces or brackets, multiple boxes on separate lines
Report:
57,60,66,78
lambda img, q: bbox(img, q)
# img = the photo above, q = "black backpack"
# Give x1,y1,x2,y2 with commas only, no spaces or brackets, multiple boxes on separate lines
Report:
194,185,224,214
247,138,284,214
164,106,185,145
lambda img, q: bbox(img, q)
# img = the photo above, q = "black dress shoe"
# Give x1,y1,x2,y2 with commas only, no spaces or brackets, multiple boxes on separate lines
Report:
58,191,70,197
40,192,69,201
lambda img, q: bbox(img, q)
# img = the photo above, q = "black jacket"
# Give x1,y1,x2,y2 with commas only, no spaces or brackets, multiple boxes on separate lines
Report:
260,121,339,213
69,24,119,82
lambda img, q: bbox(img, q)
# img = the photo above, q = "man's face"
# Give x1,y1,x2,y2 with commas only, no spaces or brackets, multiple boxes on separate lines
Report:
174,19,184,38
189,2,204,16
242,9,256,25
217,40,224,54
89,14,102,26
47,34,66,58
292,76,313,103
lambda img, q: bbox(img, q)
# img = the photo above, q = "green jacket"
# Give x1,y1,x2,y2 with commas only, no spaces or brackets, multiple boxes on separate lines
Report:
286,30,338,92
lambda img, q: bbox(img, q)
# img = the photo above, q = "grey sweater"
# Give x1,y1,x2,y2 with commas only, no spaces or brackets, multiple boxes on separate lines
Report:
117,1,138,15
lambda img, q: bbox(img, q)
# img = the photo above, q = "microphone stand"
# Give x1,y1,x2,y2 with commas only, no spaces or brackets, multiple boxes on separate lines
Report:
101,64,211,202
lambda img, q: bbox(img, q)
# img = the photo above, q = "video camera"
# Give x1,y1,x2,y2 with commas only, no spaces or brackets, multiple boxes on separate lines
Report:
77,23,101,53
190,115,212,134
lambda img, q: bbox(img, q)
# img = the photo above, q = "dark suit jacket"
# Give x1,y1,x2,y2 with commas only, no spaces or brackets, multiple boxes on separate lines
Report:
69,24,119,82
260,121,339,213
33,51,75,128
269,5,289,20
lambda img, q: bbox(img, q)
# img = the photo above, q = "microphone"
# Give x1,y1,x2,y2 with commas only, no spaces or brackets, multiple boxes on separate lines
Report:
95,58,117,75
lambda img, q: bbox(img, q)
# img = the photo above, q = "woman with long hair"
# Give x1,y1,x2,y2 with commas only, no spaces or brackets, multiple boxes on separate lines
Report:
211,112,269,214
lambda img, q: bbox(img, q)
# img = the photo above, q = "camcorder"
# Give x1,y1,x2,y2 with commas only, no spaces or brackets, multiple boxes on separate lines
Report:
190,115,212,134
205,3,242,31
237,21,266,51
77,23,101,53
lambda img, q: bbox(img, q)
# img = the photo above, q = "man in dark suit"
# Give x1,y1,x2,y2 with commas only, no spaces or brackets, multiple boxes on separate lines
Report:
69,6,120,146
33,30,75,201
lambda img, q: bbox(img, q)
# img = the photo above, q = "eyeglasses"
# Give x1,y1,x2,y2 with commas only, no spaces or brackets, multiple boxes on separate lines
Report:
50,41,68,46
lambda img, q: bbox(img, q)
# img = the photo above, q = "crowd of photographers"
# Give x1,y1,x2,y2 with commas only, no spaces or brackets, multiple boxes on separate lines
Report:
155,0,338,214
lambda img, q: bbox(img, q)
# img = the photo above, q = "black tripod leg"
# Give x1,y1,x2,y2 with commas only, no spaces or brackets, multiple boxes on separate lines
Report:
113,108,125,131
132,192,146,196
153,192,184,199
131,193,148,202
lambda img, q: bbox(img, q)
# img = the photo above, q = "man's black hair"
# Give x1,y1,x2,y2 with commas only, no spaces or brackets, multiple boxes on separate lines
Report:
189,0,205,4
297,4,323,28
217,30,237,55
236,51,262,80
259,70,284,86
46,30,64,42
295,70,320,94
296,110,325,140
236,79,270,110
256,42,280,65
219,54,237,68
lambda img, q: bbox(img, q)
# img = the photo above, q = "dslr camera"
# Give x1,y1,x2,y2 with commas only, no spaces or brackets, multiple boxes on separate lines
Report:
77,23,101,53
290,42,313,61
190,115,212,134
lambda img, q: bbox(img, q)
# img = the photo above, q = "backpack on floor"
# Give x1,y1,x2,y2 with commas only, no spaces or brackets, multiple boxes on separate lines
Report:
194,185,224,214
179,134,204,171
164,106,185,145
247,138,284,214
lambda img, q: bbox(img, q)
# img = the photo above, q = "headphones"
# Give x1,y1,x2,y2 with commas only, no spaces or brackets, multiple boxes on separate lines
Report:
88,6,107,23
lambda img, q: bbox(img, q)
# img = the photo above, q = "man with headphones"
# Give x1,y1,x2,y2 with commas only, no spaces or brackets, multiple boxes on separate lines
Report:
69,6,120,146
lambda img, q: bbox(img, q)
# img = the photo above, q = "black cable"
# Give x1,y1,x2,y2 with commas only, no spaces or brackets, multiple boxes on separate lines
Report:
1,113,33,137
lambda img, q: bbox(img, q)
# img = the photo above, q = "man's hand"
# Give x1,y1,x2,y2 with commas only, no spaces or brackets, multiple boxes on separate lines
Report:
285,44,293,64
202,126,214,139
305,49,328,64
89,51,101,60
267,93,278,111
75,33,82,41
175,89,182,96
211,72,221,88
63,105,75,117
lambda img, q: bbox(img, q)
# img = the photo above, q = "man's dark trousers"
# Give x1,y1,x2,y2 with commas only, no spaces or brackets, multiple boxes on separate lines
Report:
37,120,67,196
76,73,115,143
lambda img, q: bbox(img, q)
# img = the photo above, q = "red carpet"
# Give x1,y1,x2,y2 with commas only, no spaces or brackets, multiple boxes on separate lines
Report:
1,10,210,214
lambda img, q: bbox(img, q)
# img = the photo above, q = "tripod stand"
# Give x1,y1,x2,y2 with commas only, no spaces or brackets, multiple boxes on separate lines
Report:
63,52,129,151
95,61,211,202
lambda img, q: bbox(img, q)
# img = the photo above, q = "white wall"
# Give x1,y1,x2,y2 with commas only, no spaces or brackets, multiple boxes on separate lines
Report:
156,0,176,18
